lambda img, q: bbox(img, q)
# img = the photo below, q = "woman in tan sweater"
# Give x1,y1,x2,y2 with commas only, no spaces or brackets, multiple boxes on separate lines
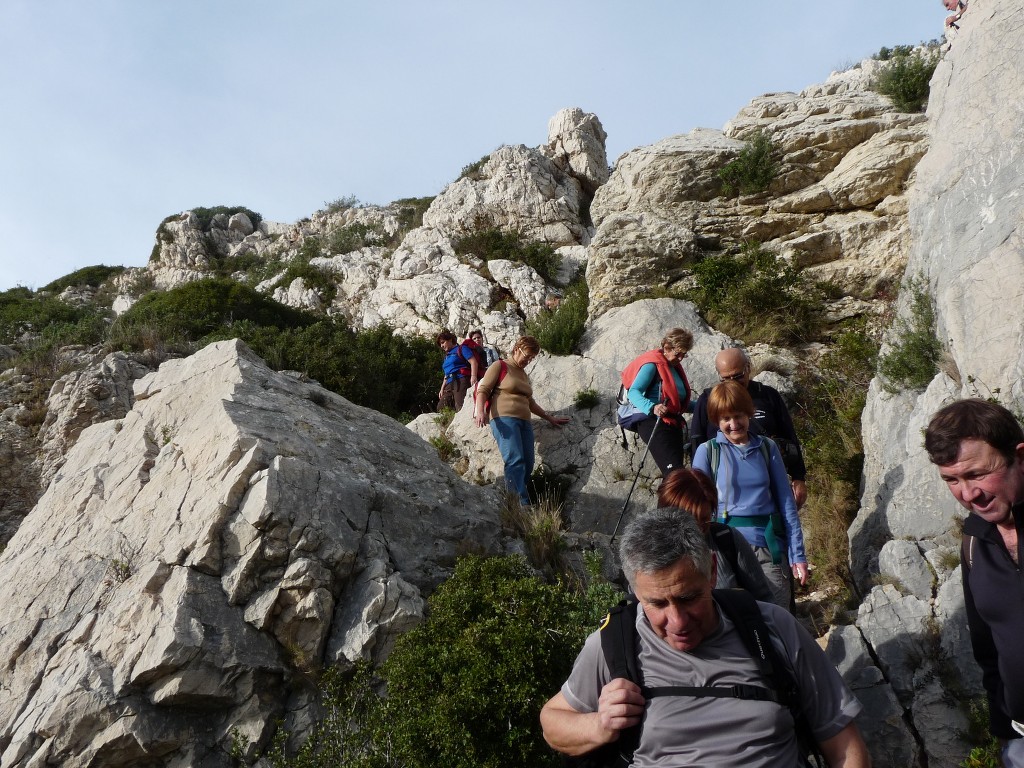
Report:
474,336,568,506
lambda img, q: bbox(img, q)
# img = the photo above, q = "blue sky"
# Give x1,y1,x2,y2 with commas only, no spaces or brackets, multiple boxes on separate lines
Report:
0,1,943,291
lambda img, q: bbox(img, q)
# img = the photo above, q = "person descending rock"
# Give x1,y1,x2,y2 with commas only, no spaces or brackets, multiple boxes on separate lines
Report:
474,335,568,507
540,508,870,767
436,330,479,412
692,380,809,611
926,399,1024,767
617,328,694,477
690,347,808,509
468,329,500,367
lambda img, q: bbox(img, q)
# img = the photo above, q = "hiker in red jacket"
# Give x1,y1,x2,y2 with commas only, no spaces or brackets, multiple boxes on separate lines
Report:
618,328,695,477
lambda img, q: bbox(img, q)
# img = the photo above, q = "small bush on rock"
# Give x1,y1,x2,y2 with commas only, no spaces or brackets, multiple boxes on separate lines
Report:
109,279,442,419
191,205,263,231
453,227,561,284
878,276,941,394
265,554,619,768
871,46,939,112
718,130,778,197
528,279,588,355
685,243,822,345
42,265,126,293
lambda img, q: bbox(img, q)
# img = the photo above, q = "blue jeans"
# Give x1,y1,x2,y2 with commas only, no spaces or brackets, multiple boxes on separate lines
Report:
490,417,535,505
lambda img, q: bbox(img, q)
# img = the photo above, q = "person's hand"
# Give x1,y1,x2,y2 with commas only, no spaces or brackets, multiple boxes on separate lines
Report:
547,414,570,427
946,13,958,25
652,404,670,418
792,561,809,586
475,410,489,428
791,479,807,509
596,678,645,736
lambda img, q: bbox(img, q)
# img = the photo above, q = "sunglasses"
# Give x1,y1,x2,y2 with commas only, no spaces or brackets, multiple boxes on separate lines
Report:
719,370,747,382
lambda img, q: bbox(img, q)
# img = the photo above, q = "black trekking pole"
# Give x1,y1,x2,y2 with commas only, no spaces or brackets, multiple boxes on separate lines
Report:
610,415,661,546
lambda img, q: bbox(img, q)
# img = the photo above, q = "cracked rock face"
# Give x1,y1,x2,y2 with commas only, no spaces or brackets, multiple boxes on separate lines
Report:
0,339,502,767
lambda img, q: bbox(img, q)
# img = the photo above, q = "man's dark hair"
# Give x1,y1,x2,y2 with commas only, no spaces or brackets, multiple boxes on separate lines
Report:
436,330,457,345
924,398,1024,465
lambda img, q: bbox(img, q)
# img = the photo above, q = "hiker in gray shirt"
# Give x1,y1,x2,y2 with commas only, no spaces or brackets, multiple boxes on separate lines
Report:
540,509,870,767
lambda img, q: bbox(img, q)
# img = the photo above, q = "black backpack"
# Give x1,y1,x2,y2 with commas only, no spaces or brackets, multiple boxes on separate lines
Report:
569,589,825,768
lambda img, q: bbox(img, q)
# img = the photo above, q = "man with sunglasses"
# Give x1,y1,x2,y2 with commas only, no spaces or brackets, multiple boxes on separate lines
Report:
690,347,808,508
925,399,1024,767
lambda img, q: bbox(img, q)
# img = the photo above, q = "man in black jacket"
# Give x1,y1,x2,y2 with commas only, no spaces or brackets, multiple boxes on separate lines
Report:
926,399,1024,768
690,347,807,507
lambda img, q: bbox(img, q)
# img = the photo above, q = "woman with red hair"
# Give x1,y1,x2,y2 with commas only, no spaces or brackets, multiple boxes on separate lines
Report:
658,468,773,602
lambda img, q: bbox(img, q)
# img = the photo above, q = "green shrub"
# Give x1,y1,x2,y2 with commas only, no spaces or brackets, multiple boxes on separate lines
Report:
878,277,942,393
458,153,491,181
453,227,561,284
42,265,125,293
793,324,879,599
429,433,460,462
0,287,108,347
392,196,435,234
327,222,386,255
718,130,778,197
190,205,263,231
527,279,588,355
265,554,622,768
322,195,362,215
685,243,823,344
573,387,600,409
111,278,313,350
872,47,940,112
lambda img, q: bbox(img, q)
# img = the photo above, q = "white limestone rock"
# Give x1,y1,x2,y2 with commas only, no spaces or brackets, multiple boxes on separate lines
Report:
540,107,610,195
825,624,921,768
422,143,591,246
36,350,152,485
0,339,502,767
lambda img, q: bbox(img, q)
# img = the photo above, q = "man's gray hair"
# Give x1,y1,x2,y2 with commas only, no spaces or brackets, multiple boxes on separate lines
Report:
619,508,713,588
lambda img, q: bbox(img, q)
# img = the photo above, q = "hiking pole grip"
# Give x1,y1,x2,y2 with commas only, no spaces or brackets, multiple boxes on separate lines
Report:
610,415,661,545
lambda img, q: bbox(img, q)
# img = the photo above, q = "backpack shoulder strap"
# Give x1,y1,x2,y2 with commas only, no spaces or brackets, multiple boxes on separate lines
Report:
594,599,642,766
709,522,740,580
599,599,641,685
962,533,975,570
708,440,721,480
713,590,825,767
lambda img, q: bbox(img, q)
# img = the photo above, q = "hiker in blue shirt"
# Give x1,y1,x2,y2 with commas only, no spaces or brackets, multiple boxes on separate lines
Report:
436,330,479,412
692,380,808,610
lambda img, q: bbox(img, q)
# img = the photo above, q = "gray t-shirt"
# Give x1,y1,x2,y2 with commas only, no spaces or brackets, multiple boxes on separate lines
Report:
560,597,862,767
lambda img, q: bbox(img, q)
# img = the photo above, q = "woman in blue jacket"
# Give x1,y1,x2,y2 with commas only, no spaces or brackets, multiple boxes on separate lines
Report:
692,380,808,610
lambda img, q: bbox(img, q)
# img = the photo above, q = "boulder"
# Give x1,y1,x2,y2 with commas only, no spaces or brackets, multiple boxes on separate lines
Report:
0,339,503,767
422,143,592,246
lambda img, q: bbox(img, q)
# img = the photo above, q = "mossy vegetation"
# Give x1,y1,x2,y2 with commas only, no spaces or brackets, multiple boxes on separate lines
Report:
452,227,561,284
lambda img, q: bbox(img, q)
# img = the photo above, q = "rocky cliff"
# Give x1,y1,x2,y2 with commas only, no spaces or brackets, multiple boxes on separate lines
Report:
0,7,1014,764
0,341,502,766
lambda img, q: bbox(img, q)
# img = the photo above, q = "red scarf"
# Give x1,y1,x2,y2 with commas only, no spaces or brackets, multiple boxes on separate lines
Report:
621,350,691,425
